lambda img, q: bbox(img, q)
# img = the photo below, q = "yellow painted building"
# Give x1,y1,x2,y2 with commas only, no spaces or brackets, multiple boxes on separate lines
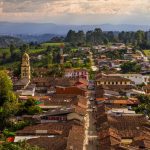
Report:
21,52,31,80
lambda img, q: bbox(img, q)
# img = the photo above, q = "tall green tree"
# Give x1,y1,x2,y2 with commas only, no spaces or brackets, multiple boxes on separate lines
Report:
93,28,103,44
0,71,13,106
10,44,16,58
0,71,18,128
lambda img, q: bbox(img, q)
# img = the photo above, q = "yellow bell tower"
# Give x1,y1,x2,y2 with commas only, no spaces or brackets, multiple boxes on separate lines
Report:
21,52,31,80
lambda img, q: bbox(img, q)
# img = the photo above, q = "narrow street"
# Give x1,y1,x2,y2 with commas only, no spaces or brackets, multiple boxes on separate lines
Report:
83,90,99,150
83,49,99,150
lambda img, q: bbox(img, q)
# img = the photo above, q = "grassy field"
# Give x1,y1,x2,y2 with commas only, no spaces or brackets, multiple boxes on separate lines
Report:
71,48,78,52
41,42,64,47
29,48,46,54
0,48,10,56
0,61,20,69
143,50,150,57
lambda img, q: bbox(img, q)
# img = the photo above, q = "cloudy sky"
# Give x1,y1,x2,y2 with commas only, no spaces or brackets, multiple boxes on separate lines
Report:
0,0,150,25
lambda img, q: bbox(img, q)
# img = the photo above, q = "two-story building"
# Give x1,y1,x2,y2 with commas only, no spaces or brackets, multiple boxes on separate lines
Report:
95,76,133,86
109,74,150,85
64,68,89,80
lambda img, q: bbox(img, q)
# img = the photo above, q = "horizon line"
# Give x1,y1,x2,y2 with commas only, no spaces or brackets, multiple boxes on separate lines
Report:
0,21,150,26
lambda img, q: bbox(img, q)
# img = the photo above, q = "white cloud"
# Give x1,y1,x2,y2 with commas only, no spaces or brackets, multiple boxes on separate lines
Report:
0,0,150,24
1,0,150,15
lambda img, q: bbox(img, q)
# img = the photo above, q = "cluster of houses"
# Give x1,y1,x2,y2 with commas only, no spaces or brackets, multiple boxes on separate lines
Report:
93,72,150,149
6,42,150,150
92,44,150,72
11,52,90,150
92,44,150,149
93,43,126,52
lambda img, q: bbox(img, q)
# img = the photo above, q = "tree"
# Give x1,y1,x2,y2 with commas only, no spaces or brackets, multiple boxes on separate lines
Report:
64,61,72,68
46,46,52,52
28,106,42,115
65,30,85,46
0,140,43,150
20,44,29,54
24,98,36,108
120,61,141,73
0,71,18,128
134,95,150,117
48,64,64,77
65,30,76,44
10,44,16,58
77,30,86,46
107,31,117,43
19,98,42,115
0,71,13,106
47,52,53,66
86,31,93,45
93,28,103,44
134,30,145,46
2,51,10,62
86,28,104,45
101,65,109,71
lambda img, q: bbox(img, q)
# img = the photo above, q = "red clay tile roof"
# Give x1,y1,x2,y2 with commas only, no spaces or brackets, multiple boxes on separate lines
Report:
67,125,84,150
99,127,121,141
96,98,107,101
73,105,86,116
16,123,72,137
32,77,88,87
105,99,139,105
65,68,88,73
107,115,147,138
99,128,121,150
56,86,87,96
96,76,132,82
95,85,135,96
131,126,150,149
27,137,67,150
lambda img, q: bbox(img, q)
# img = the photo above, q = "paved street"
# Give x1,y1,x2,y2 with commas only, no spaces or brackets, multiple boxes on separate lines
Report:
83,90,99,150
83,51,99,150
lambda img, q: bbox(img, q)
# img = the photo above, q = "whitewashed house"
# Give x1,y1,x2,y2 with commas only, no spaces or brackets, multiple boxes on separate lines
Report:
64,68,89,80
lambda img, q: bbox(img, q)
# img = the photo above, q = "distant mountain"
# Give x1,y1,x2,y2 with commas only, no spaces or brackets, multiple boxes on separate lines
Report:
0,35,24,48
0,22,150,35
15,34,58,43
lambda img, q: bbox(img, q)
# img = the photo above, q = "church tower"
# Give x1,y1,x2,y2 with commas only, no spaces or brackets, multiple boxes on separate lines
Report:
21,52,31,80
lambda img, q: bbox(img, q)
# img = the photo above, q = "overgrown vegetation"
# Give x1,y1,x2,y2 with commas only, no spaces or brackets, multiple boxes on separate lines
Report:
0,71,42,130
0,141,43,150
120,61,141,73
134,95,150,117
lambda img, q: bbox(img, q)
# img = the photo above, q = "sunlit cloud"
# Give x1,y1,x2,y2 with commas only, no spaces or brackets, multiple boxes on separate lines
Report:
0,0,150,24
